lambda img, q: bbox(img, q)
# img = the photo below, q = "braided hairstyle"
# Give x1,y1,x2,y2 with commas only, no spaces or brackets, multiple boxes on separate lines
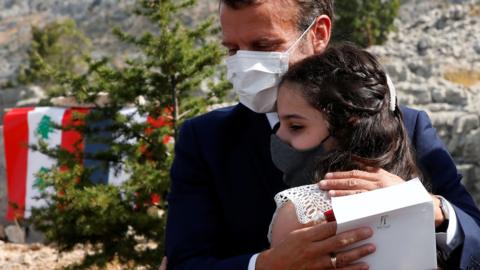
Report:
279,43,427,187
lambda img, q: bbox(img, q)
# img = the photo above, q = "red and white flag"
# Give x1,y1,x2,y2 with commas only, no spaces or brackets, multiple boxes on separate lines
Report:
4,107,170,220
4,107,88,220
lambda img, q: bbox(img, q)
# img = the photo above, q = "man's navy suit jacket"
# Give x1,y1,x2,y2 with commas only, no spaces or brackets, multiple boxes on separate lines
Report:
166,104,480,270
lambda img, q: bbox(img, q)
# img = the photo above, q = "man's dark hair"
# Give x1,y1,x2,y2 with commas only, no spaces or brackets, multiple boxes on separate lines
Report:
279,43,429,189
219,0,334,32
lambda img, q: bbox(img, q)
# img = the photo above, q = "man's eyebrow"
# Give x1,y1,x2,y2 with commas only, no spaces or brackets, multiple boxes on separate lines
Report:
221,38,285,48
251,38,284,46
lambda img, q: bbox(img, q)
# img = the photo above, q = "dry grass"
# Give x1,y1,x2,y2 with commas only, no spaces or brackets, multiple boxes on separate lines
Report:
444,69,480,87
469,4,480,17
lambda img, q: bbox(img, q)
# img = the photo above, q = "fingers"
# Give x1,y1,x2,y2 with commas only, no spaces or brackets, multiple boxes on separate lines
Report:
335,244,375,268
319,178,381,191
319,168,405,192
312,244,374,270
329,189,369,197
301,221,337,242
317,227,373,253
336,262,370,270
275,224,373,270
324,170,380,181
333,228,373,251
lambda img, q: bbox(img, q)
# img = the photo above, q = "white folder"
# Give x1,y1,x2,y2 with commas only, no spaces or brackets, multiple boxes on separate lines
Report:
332,179,438,270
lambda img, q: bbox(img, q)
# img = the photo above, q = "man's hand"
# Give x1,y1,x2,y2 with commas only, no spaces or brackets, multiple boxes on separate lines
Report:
256,222,375,270
318,168,404,197
319,168,447,229
432,195,447,228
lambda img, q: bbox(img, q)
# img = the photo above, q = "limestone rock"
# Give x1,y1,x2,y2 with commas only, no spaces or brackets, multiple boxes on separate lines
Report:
5,225,25,244
434,15,449,30
384,62,411,82
454,114,480,134
424,103,460,112
417,38,431,55
464,129,480,162
431,85,469,106
408,61,433,78
449,5,467,21
397,82,432,104
474,40,480,54
458,164,477,190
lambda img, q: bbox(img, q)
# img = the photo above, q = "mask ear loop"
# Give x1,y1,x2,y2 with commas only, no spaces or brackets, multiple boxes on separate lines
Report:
286,18,318,55
386,74,397,112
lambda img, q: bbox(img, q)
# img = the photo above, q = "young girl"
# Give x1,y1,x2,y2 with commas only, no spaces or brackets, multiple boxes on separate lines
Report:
268,44,428,247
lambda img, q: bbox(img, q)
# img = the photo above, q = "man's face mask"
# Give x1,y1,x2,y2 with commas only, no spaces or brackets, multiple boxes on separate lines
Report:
270,134,329,187
225,19,317,113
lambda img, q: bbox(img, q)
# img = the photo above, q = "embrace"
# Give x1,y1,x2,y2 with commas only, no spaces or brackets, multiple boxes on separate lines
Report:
165,0,480,269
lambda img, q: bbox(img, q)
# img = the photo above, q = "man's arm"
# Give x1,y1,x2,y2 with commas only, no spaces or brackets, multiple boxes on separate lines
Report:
166,119,254,269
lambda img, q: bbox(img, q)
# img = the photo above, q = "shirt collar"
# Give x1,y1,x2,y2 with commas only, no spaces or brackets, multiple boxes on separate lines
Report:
266,112,279,129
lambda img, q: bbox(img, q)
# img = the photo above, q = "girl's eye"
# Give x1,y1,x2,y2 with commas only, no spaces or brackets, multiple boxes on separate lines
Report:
289,125,304,131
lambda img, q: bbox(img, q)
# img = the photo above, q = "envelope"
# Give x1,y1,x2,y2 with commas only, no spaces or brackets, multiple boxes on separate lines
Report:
332,179,437,270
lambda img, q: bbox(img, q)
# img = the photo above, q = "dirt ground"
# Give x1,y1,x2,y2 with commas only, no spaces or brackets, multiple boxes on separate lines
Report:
0,241,126,270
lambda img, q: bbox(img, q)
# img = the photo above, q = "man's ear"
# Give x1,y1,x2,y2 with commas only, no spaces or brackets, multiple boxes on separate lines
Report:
311,15,332,54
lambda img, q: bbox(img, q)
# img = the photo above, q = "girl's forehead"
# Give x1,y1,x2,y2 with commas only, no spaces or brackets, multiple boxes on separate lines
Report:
277,83,322,119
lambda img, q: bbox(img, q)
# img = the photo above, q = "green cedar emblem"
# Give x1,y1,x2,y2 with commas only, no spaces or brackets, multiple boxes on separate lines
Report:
36,115,55,139
33,167,50,191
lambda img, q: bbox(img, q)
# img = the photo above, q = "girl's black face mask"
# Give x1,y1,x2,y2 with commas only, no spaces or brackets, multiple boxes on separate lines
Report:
270,134,328,187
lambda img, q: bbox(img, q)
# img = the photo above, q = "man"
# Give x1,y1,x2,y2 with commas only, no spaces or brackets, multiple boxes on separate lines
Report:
165,0,480,269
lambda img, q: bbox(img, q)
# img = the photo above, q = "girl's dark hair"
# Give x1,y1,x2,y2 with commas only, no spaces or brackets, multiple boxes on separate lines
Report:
279,43,427,187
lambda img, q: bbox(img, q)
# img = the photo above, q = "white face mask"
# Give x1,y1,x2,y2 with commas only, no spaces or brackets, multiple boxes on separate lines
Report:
225,19,317,113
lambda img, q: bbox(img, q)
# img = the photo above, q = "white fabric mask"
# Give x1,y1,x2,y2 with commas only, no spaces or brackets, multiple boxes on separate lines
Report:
225,19,317,113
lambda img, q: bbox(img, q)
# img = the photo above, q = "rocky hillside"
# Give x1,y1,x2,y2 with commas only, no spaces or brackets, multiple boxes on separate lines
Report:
0,0,217,88
0,0,134,85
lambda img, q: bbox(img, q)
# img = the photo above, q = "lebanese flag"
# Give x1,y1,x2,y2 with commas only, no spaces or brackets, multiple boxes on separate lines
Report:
4,107,169,220
4,107,88,220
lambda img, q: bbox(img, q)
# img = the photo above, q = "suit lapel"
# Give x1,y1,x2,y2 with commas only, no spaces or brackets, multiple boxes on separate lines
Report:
242,107,286,198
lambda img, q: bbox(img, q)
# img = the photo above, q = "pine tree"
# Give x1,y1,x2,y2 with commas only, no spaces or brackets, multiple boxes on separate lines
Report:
333,0,401,47
24,0,229,269
16,19,91,91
